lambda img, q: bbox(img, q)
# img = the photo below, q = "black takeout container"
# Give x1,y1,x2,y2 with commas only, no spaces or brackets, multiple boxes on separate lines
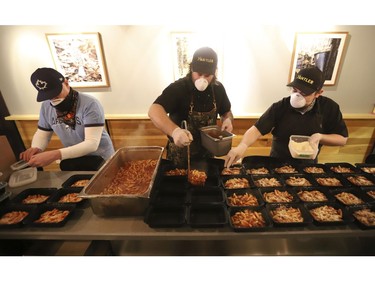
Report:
11,188,58,205
229,206,272,232
23,203,76,227
144,205,186,228
187,204,228,228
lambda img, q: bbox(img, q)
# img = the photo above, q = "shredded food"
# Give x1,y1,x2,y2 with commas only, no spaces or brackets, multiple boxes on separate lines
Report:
71,179,90,187
263,189,294,203
303,166,325,174
346,175,374,186
34,208,70,223
22,194,49,204
228,192,259,206
274,165,298,174
58,193,83,203
330,165,354,173
353,208,375,226
224,178,250,189
254,177,282,188
222,167,242,175
366,190,375,199
231,209,266,228
246,167,269,175
360,167,375,174
164,168,187,176
270,205,304,223
297,190,328,202
309,205,343,222
102,159,158,195
285,176,312,187
316,177,343,187
334,192,364,205
188,169,207,186
0,211,29,225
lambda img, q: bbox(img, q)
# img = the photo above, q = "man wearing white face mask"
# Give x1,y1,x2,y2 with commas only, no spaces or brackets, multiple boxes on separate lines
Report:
148,47,234,166
20,67,115,170
225,67,348,167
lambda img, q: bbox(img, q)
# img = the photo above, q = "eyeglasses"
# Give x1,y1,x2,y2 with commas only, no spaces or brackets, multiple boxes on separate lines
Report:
292,87,315,97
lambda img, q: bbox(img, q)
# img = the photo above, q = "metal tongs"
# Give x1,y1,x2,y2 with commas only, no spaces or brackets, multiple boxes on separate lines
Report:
181,120,190,175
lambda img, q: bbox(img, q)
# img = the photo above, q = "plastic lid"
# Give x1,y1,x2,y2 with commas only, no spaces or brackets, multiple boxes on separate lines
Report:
11,160,30,171
8,167,38,188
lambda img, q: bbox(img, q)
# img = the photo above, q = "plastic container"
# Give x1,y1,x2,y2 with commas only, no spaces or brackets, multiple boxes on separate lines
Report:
144,205,186,228
200,125,234,156
10,160,30,171
229,206,272,232
288,135,318,159
11,188,57,205
8,167,37,188
187,204,228,228
23,203,76,227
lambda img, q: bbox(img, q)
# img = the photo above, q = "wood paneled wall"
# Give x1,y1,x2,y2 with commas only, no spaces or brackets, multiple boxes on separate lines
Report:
14,117,375,171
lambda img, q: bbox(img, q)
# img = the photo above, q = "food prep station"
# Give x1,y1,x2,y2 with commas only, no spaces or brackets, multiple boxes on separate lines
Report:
0,149,375,255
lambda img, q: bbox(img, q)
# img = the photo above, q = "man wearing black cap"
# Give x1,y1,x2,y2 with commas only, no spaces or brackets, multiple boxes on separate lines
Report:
225,66,348,167
20,67,114,170
148,47,234,166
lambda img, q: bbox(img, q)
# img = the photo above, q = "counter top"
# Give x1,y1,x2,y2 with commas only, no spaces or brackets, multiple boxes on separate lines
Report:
1,171,374,241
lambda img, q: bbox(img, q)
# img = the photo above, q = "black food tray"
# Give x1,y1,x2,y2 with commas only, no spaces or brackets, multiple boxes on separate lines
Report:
266,203,312,227
294,187,336,203
330,188,372,206
144,205,186,228
187,204,228,228
0,204,37,228
225,188,264,207
150,188,188,206
47,187,87,208
61,174,93,188
23,203,76,227
10,188,58,205
298,163,332,175
228,206,273,232
260,188,299,204
324,162,358,174
347,204,375,230
189,187,224,204
304,202,354,226
221,175,253,190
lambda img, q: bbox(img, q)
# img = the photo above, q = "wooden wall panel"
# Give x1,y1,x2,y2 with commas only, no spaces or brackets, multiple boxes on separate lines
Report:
13,118,375,171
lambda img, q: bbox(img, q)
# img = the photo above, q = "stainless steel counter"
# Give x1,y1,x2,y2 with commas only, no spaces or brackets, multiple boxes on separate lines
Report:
1,171,374,255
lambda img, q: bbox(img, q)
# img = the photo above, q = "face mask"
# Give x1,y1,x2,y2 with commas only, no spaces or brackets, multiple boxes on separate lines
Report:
194,77,209,92
290,92,306,108
50,98,65,106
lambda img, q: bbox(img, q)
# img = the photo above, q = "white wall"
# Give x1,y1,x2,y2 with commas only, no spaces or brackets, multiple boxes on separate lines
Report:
0,25,374,117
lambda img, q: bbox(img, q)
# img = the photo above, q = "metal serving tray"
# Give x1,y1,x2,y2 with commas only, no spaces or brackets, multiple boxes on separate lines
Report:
79,146,164,217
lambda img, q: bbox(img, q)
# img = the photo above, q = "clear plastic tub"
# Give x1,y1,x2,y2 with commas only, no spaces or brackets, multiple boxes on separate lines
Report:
288,135,318,159
8,167,37,188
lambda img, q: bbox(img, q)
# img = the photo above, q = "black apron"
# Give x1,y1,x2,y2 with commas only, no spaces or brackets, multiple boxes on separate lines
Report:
166,87,217,167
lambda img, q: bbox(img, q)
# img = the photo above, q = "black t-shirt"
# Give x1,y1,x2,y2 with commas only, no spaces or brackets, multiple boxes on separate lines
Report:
255,95,348,162
153,76,232,126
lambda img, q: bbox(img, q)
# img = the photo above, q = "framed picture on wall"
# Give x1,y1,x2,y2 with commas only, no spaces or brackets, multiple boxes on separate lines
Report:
289,32,349,86
46,32,110,88
171,32,224,81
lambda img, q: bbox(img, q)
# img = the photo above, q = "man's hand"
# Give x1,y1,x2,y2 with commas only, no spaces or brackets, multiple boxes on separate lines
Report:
27,150,61,167
20,147,42,162
224,143,248,168
221,118,233,133
172,127,193,147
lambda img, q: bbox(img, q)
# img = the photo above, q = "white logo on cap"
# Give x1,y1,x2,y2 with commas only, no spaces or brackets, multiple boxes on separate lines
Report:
35,80,47,90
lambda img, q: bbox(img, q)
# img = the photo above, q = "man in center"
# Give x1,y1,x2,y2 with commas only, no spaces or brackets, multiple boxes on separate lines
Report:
148,47,234,166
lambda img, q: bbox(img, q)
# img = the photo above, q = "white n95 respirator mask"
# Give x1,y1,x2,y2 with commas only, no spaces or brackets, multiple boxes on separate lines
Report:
194,77,209,92
290,92,306,108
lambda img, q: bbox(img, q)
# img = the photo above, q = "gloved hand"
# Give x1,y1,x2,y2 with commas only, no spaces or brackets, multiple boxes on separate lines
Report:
224,143,248,168
172,127,193,147
221,118,233,133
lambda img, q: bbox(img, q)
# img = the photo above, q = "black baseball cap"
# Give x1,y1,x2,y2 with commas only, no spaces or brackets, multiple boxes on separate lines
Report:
30,67,65,102
287,67,324,95
191,47,218,75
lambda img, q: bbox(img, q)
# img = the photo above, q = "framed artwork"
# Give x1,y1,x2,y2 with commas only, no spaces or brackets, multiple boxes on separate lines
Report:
171,32,223,81
46,32,109,88
289,32,349,86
